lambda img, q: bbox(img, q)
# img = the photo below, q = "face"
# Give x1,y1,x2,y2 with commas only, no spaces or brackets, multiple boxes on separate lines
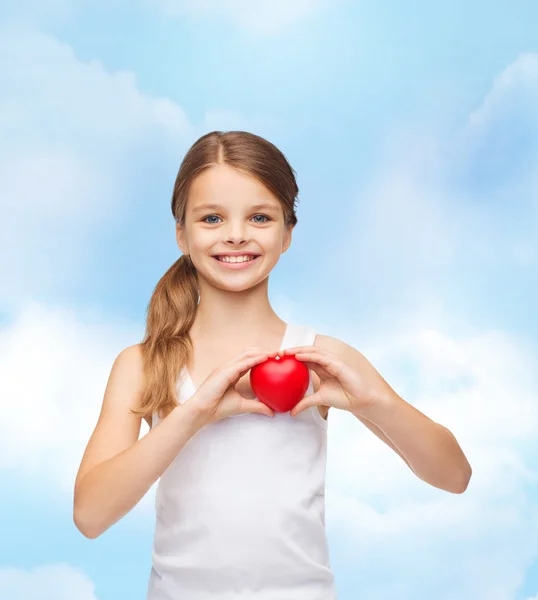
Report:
176,164,292,290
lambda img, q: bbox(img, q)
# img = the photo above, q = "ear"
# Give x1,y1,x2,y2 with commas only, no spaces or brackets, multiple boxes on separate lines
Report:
176,221,189,255
282,225,293,253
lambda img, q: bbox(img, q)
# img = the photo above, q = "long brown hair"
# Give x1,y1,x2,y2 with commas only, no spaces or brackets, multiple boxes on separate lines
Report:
131,131,300,421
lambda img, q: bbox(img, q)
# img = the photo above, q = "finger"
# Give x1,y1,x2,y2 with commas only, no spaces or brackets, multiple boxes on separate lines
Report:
231,349,277,369
220,350,264,371
232,352,274,379
231,352,270,379
295,359,332,380
290,392,324,417
240,399,275,417
291,351,340,375
239,350,271,365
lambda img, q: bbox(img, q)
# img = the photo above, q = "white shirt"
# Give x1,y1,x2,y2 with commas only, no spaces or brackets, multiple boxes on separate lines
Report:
146,323,337,599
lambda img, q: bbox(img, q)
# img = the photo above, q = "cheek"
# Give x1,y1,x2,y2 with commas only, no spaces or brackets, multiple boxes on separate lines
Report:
192,231,218,249
259,228,285,246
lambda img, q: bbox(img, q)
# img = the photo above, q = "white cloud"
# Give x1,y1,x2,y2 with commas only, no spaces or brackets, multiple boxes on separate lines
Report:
466,52,538,133
2,301,536,599
150,0,327,34
0,25,536,600
456,52,538,217
0,300,154,513
321,320,538,598
309,53,538,598
325,54,538,316
326,322,538,501
0,22,194,311
0,564,97,600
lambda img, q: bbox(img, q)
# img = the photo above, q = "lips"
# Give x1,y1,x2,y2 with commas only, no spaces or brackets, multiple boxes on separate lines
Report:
214,256,259,262
212,254,260,259
211,255,261,268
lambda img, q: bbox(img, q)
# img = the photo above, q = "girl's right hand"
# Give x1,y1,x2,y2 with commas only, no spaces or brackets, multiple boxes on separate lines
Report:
189,348,279,425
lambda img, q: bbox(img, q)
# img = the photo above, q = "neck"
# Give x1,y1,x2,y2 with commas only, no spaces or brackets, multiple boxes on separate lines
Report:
189,278,285,342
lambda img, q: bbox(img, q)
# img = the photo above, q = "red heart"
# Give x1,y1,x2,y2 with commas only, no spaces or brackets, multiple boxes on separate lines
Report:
250,355,310,413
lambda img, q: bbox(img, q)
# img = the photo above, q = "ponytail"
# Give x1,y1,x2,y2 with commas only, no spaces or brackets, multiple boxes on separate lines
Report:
132,254,199,421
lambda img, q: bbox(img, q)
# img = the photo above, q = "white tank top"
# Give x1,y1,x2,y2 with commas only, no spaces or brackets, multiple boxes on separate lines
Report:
146,323,337,600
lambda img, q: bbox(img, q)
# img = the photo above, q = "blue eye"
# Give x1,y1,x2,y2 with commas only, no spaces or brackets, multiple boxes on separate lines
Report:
252,214,271,223
202,214,271,224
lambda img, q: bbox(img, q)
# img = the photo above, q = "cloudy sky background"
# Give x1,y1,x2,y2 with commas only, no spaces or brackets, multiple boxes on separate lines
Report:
1,1,537,598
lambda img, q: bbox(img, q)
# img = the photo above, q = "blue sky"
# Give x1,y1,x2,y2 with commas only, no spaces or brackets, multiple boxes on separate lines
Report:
1,1,537,598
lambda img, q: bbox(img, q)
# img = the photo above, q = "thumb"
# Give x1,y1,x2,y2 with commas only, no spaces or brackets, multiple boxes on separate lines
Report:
290,392,323,417
239,398,275,418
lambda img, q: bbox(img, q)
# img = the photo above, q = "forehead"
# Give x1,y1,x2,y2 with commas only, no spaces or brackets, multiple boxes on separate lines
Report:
188,164,280,210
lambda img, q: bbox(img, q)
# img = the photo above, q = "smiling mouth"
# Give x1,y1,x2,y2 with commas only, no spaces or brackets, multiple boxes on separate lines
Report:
212,255,260,263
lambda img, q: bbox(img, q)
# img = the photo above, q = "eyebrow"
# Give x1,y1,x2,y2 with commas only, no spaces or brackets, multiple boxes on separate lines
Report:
192,202,280,214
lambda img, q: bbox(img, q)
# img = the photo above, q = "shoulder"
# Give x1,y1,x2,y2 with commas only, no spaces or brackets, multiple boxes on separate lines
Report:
117,343,144,368
112,343,146,390
314,332,377,374
313,333,341,351
314,332,363,361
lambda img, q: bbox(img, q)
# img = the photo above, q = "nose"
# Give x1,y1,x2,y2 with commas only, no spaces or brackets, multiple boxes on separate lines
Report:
224,220,249,245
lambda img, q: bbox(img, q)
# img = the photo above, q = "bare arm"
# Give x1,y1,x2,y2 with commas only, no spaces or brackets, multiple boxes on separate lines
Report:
314,334,471,494
73,345,207,539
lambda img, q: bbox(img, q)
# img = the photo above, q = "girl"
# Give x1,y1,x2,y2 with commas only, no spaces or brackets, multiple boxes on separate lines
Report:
73,131,472,599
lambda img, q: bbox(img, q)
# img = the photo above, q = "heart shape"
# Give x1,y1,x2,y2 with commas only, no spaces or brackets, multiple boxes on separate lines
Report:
250,355,310,413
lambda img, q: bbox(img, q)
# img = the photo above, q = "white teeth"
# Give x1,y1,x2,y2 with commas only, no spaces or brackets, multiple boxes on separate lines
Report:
217,255,256,263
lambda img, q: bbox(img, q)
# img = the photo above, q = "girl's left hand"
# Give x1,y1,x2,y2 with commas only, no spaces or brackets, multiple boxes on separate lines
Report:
280,345,376,416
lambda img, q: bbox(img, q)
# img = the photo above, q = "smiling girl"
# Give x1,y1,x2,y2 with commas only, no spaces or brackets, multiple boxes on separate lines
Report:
73,130,472,599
